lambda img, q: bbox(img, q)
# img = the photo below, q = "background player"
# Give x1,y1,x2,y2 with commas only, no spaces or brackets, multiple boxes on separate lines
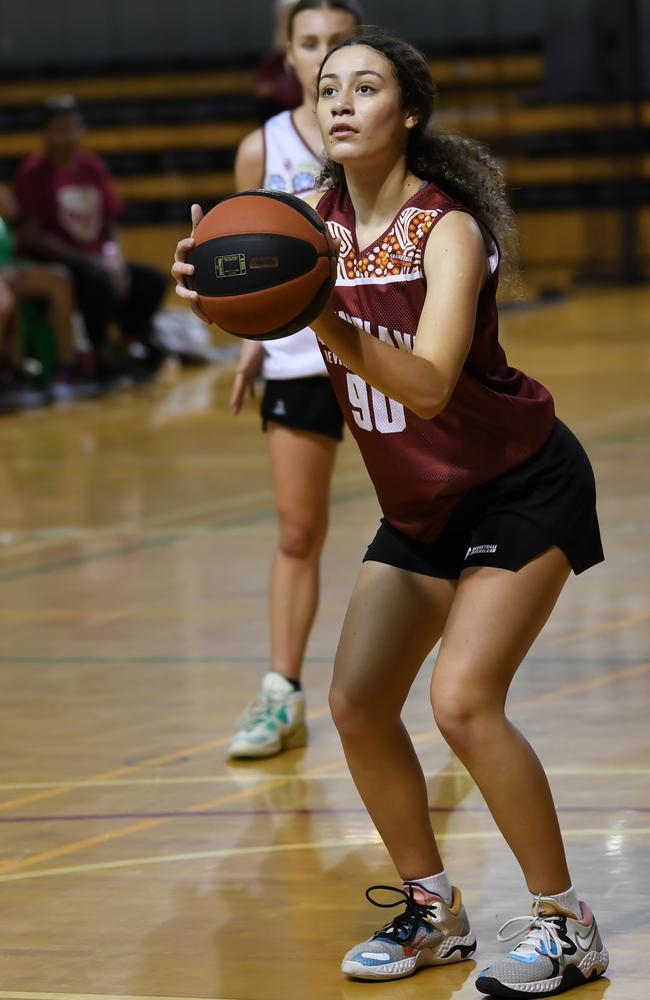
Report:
225,0,362,760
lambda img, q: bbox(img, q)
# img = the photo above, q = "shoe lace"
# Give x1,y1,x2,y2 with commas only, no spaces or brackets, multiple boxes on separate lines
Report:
497,896,565,959
365,884,439,943
235,694,274,729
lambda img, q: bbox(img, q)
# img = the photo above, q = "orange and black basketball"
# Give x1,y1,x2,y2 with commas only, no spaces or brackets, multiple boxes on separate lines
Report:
187,189,337,340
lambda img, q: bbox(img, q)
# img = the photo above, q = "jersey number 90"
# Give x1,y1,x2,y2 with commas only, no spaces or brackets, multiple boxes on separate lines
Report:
346,373,406,434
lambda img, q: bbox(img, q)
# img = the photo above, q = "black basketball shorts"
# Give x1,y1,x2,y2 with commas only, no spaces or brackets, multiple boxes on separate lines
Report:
363,419,604,579
261,376,344,441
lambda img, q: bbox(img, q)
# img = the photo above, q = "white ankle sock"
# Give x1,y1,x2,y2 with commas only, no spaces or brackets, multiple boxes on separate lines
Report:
404,870,452,906
537,885,581,918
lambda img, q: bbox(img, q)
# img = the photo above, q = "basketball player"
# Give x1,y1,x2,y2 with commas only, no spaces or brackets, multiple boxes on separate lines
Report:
225,0,362,760
173,28,609,998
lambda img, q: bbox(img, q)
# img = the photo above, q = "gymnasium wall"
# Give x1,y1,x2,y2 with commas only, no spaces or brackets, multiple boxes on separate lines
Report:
2,0,648,287
0,1,588,69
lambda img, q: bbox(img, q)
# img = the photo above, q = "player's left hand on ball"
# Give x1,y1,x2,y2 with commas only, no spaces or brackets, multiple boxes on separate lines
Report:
327,233,342,258
172,203,212,324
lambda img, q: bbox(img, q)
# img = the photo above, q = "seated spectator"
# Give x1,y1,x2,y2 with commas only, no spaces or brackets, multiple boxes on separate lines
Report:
12,95,167,381
0,187,96,408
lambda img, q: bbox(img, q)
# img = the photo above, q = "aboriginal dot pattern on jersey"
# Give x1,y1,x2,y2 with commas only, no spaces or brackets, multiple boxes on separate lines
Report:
342,209,437,280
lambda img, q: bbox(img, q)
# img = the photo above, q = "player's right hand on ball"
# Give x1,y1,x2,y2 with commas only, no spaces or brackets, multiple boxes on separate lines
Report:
172,203,211,324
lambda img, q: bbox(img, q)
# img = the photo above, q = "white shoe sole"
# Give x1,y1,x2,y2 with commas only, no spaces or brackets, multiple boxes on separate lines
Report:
342,933,477,980
227,721,308,760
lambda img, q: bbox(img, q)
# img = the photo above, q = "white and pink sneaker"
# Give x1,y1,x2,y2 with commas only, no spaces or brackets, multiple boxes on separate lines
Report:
476,896,609,997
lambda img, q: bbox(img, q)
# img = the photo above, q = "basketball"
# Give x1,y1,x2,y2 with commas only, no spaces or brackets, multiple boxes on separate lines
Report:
187,189,337,340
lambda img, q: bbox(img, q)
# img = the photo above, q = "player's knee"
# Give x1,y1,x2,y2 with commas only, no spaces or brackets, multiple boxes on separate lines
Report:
329,684,369,739
432,684,495,750
278,519,323,560
329,680,398,740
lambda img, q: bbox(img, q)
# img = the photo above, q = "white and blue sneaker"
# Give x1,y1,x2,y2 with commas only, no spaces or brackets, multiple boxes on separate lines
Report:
342,883,477,980
227,671,307,759
476,896,609,997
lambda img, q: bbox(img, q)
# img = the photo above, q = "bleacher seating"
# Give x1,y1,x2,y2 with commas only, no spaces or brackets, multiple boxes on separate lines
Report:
2,52,648,292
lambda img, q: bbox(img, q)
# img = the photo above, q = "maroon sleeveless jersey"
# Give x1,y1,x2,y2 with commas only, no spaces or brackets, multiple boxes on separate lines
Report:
316,182,556,542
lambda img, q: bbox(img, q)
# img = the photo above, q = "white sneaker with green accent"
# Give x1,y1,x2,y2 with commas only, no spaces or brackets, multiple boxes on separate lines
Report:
226,671,307,759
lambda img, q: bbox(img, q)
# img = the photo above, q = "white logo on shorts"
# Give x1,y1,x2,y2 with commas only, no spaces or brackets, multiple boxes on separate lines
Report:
465,543,498,558
272,399,287,416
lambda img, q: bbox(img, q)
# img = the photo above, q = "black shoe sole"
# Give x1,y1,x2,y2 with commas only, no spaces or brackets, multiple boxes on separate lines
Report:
476,964,606,997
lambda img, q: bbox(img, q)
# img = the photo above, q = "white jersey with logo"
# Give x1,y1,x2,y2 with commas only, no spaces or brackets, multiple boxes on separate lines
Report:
261,110,326,380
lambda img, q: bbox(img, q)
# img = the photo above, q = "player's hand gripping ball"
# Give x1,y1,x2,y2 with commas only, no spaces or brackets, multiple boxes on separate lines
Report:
187,189,338,340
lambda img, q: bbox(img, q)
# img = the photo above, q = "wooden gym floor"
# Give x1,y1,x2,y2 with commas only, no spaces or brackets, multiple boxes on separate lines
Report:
0,286,648,1000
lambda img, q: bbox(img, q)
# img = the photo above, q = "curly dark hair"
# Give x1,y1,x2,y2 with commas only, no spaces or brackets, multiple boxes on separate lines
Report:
316,29,520,284
288,0,364,40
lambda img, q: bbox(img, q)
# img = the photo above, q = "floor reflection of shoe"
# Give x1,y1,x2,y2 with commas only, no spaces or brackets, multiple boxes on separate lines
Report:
227,671,307,759
476,896,609,997
342,884,476,980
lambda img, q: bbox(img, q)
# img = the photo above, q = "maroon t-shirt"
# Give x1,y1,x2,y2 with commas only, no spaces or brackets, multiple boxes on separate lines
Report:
255,51,302,112
13,149,123,254
316,182,555,542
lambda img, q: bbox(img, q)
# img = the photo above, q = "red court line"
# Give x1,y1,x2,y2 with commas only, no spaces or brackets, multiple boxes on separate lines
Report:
0,660,647,877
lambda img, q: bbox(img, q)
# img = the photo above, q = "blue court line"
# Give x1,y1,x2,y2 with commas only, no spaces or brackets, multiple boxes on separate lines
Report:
0,423,645,587
0,532,184,584
0,486,372,585
0,655,643,668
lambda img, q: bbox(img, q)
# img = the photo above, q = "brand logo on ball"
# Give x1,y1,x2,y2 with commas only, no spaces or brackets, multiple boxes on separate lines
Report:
214,253,246,278
250,256,279,270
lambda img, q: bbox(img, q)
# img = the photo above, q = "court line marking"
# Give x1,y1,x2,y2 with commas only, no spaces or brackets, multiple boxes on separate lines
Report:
0,652,642,665
0,618,646,815
2,804,648,824
1,660,648,878
0,994,235,1000
538,609,650,648
0,653,339,662
0,827,647,884
2,401,646,575
0,467,369,563
512,660,650,710
0,533,185,585
0,657,646,820
0,703,332,814
0,483,372,584
0,752,344,877
2,764,649,791
2,397,645,561
4,398,645,567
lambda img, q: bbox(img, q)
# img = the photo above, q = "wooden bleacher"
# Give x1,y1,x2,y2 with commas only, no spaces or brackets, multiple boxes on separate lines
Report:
1,52,648,291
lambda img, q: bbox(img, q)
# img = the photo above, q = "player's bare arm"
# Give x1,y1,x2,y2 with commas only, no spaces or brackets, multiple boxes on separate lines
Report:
310,211,487,419
234,129,265,190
